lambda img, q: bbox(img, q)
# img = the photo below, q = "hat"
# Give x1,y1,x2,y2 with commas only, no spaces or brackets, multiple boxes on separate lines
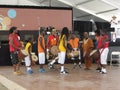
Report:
112,15,116,18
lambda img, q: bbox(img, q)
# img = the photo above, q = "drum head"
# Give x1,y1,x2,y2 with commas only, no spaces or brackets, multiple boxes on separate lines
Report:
50,46,58,56
72,51,79,57
90,50,97,56
21,49,28,56
32,55,38,62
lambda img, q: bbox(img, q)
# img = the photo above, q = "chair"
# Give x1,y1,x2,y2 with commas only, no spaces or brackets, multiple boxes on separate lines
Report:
110,51,120,66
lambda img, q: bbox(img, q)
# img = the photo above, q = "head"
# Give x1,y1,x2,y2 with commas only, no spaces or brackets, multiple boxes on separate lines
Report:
61,27,69,40
28,37,34,44
39,27,45,35
51,28,56,35
112,15,116,20
9,26,17,34
95,30,100,41
71,33,76,39
83,32,89,39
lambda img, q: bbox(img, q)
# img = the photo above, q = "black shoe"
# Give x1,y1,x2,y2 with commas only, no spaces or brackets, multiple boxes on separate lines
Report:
60,70,68,74
96,67,101,72
48,63,54,69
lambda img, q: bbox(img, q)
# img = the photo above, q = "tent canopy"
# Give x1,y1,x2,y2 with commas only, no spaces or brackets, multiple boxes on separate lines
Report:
0,0,120,22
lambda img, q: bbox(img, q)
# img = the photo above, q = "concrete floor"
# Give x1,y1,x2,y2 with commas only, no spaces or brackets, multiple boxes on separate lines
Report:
0,64,120,90
0,83,8,90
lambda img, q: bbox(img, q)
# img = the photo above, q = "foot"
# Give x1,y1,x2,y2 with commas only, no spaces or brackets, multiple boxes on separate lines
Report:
78,64,82,68
84,68,90,70
39,68,46,73
26,69,33,74
96,67,101,72
13,71,22,75
48,63,54,69
60,70,68,74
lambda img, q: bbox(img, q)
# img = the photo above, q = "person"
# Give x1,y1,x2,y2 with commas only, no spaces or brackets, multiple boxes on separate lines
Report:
68,33,81,69
110,15,118,42
98,30,109,74
47,28,59,69
58,27,69,74
24,37,34,74
8,27,22,75
82,32,94,70
47,28,58,49
110,15,118,31
94,30,101,71
38,28,46,73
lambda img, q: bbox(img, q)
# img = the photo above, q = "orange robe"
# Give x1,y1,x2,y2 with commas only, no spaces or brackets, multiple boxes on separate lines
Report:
82,38,94,69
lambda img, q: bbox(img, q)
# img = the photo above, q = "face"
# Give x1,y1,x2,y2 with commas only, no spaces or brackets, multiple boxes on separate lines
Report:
13,29,18,34
84,32,88,39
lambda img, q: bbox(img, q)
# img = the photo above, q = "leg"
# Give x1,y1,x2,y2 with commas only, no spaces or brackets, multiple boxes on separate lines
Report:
39,52,46,73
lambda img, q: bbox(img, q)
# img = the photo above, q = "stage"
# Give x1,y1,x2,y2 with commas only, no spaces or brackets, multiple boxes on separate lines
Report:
0,64,120,90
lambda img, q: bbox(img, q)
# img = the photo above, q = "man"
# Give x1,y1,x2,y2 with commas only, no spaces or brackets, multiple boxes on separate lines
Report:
98,30,109,74
8,27,22,75
68,33,81,69
58,27,69,74
38,28,46,73
24,37,34,74
82,32,94,70
47,28,59,69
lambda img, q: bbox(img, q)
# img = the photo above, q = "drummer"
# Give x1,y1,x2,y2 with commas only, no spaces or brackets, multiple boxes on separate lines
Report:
47,28,59,69
8,27,22,75
82,32,94,70
24,37,34,74
95,30,109,74
68,33,81,69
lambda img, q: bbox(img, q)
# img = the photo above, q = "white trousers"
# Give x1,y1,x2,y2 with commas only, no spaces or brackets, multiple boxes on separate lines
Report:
100,48,109,65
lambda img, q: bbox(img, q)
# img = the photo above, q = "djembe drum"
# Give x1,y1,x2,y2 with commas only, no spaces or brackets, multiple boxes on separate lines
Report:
31,52,38,62
18,49,28,60
50,46,59,56
67,50,79,59
89,49,100,60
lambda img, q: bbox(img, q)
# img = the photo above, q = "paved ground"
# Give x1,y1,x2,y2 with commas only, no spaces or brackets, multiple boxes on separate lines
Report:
0,83,8,90
0,64,120,90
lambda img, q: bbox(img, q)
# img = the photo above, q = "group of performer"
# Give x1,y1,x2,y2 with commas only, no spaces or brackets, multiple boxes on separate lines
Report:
8,26,109,75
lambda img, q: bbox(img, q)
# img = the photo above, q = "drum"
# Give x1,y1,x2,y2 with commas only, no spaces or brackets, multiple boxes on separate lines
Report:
90,49,100,60
67,50,79,58
50,46,59,56
18,49,28,60
31,52,38,62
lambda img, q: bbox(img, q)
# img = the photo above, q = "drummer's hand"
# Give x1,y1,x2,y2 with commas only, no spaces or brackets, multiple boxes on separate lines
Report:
20,47,24,50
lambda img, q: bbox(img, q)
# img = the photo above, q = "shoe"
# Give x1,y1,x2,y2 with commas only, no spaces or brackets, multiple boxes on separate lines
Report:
96,67,101,70
17,70,23,74
100,68,107,74
96,67,101,72
39,68,46,73
84,68,90,70
100,71,107,74
73,64,77,69
13,71,21,75
60,70,68,74
27,69,33,74
78,64,82,68
48,63,54,69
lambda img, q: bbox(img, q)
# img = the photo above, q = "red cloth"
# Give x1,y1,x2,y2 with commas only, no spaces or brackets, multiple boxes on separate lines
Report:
8,34,20,52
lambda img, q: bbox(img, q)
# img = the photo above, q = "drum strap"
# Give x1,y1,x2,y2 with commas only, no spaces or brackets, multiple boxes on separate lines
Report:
100,48,105,55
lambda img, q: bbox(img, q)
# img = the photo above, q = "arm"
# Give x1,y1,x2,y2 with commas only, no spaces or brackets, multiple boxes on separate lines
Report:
39,37,45,52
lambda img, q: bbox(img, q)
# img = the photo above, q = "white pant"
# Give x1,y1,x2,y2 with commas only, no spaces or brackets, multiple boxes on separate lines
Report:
100,48,109,65
24,55,31,66
58,52,66,64
38,52,45,64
